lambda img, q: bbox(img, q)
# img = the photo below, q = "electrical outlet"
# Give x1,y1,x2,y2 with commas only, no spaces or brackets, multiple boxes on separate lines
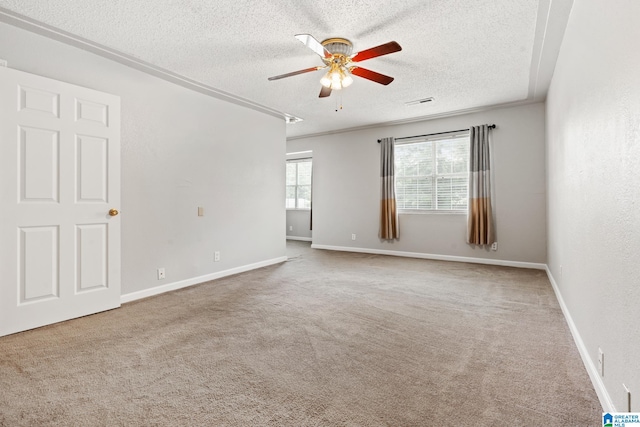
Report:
0,59,7,67
289,225,293,231
598,348,604,377
624,384,631,412
214,251,220,262
157,268,165,280
351,233,356,240
491,242,498,251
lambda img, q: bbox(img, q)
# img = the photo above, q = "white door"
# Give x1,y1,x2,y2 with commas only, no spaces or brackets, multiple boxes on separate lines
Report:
0,66,121,337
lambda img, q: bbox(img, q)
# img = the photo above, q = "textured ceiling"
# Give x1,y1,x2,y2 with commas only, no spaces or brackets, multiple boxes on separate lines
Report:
0,0,565,139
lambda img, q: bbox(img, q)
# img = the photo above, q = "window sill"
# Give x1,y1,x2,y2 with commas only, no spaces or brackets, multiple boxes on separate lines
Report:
286,208,311,211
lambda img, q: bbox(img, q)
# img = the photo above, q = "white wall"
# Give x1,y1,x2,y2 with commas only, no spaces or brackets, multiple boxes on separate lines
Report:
0,21,286,296
286,210,312,240
546,0,640,411
287,102,546,264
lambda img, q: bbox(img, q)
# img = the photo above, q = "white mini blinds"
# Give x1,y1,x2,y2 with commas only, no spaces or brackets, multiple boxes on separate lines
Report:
286,159,312,209
394,133,470,212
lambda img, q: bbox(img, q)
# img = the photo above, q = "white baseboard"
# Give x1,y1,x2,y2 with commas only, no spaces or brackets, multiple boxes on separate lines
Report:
120,256,287,304
545,266,613,412
286,236,312,242
310,244,546,270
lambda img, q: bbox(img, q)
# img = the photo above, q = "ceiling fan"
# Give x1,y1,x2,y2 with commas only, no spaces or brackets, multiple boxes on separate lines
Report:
268,34,402,98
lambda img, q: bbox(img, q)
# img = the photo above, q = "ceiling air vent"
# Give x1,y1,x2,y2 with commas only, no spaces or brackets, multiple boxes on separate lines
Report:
405,97,434,106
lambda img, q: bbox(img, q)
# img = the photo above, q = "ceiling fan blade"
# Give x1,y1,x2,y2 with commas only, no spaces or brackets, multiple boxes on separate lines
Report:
351,41,402,62
268,66,323,81
295,34,331,58
319,86,332,98
351,67,395,85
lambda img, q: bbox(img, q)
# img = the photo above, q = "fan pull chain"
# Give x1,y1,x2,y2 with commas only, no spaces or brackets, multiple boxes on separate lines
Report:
335,91,343,112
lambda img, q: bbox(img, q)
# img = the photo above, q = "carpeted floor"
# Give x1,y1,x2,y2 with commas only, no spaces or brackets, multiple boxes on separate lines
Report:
0,241,601,426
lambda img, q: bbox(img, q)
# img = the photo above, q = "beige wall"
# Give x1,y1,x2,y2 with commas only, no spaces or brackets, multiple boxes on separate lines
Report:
287,102,546,265
546,0,640,411
0,21,286,296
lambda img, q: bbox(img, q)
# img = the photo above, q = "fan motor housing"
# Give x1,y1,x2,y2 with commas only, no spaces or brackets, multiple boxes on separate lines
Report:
321,38,353,56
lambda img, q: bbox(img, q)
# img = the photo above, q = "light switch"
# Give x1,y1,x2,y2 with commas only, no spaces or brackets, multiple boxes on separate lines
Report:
198,207,204,216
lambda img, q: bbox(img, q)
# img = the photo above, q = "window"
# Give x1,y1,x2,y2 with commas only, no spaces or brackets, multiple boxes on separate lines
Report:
286,159,312,209
395,134,469,212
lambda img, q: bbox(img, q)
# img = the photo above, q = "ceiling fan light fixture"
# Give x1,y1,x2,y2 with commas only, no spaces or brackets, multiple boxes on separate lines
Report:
320,64,352,90
320,74,332,88
321,68,343,89
341,72,353,88
330,80,343,90
330,69,343,90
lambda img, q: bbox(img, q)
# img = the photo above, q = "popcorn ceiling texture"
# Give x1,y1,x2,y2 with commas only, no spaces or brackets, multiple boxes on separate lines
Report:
0,0,540,137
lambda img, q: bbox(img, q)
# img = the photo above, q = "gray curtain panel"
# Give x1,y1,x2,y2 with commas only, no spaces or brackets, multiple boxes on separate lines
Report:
379,137,399,239
467,125,494,245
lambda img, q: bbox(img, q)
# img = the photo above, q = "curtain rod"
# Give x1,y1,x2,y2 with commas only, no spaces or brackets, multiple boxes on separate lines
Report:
377,124,496,143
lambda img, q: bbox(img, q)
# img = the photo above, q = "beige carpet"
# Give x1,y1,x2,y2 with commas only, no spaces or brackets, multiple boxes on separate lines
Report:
0,241,601,426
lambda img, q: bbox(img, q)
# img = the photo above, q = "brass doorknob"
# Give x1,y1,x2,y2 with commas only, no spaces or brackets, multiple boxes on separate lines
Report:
108,209,119,217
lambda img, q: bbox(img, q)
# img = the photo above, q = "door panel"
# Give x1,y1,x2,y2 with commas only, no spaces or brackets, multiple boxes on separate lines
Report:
76,223,108,292
20,126,60,202
76,135,108,202
75,98,109,126
20,226,59,302
0,66,121,337
19,85,60,117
